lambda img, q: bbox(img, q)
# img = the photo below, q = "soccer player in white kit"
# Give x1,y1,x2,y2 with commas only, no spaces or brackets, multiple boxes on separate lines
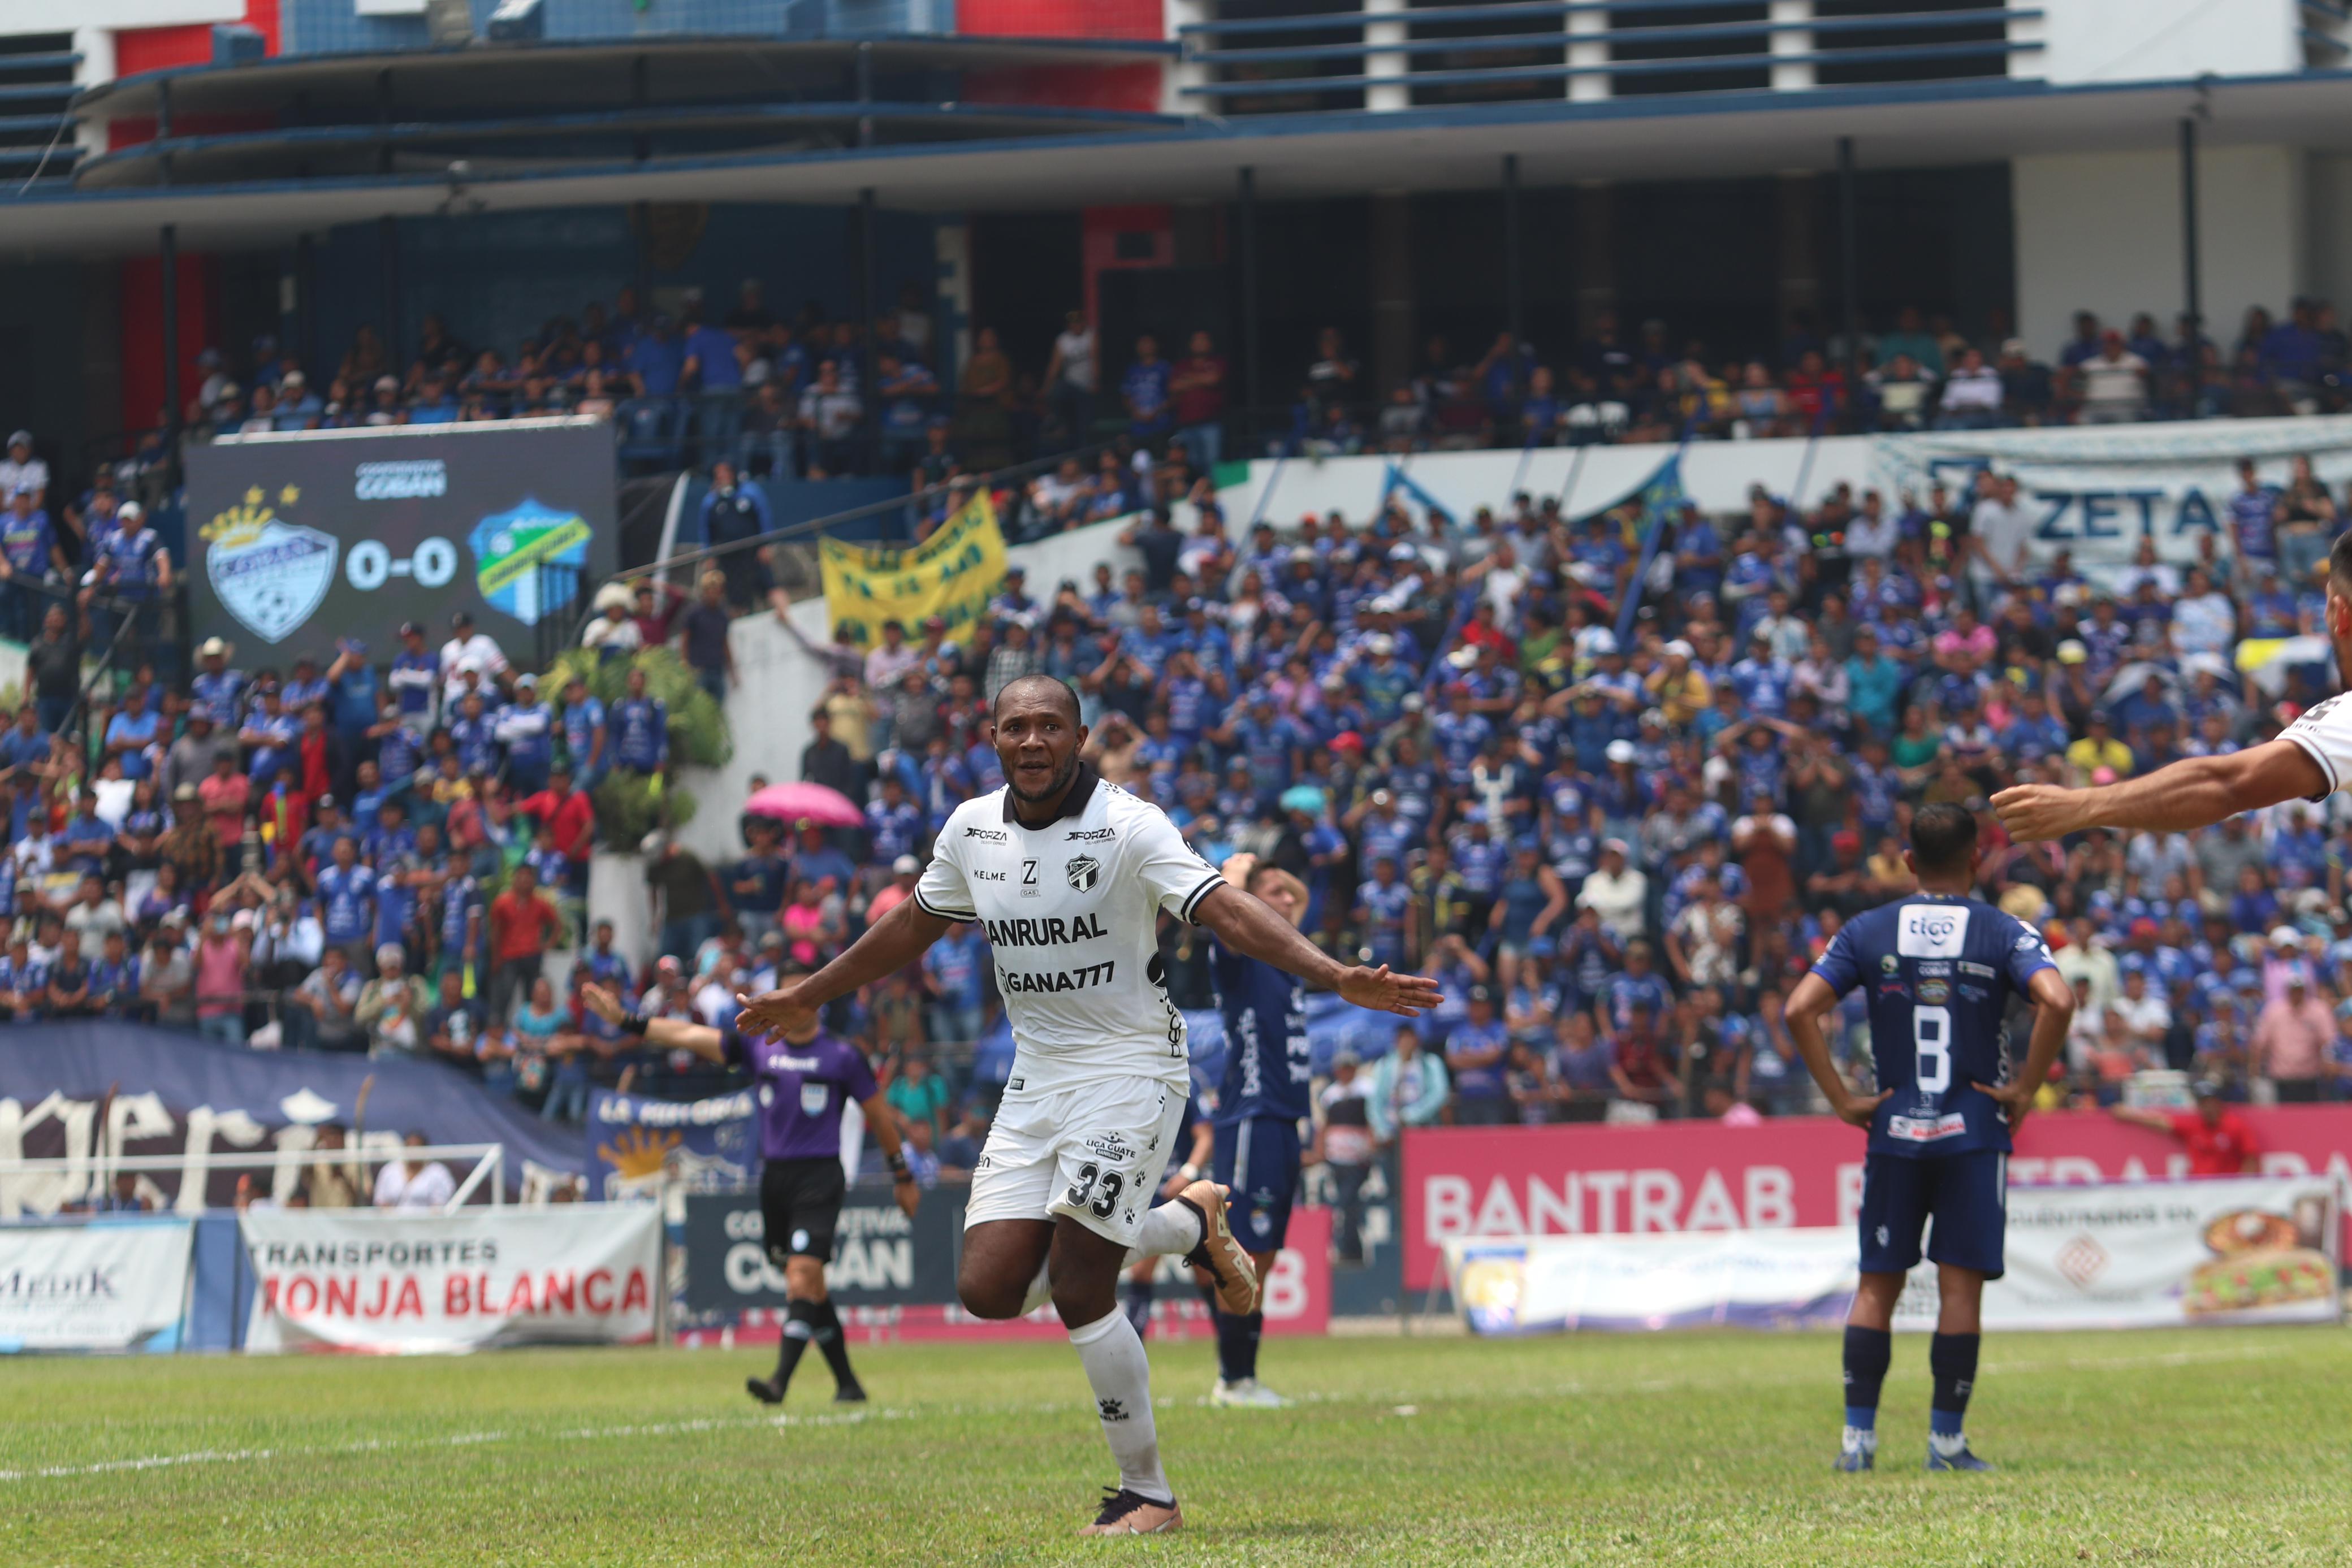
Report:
738,675,1439,1536
1994,532,2352,842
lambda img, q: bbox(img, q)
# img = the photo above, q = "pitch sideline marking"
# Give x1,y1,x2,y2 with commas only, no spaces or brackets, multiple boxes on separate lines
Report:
0,1409,901,1484
0,1341,2302,1485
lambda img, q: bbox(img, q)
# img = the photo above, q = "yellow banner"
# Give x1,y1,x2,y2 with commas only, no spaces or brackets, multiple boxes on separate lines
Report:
818,490,1008,651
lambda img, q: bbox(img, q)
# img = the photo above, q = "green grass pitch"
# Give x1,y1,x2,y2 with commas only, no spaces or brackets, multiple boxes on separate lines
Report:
7,1326,2349,1566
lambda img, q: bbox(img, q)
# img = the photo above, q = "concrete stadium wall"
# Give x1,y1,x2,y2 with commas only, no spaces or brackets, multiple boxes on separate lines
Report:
2039,0,2299,84
2013,145,2308,362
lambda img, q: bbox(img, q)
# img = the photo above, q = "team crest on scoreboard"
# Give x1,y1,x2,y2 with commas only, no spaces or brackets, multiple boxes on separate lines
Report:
202,484,338,644
1065,854,1100,892
469,496,593,626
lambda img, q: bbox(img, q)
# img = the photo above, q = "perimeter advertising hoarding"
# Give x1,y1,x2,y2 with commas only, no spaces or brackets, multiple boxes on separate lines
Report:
184,420,617,665
1402,1107,2352,1292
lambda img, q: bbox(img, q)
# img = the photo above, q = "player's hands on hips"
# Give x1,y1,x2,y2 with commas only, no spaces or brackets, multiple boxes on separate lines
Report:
1974,1075,2038,1136
1338,963,1445,1017
1831,1088,1891,1130
1991,782,2082,842
734,983,818,1039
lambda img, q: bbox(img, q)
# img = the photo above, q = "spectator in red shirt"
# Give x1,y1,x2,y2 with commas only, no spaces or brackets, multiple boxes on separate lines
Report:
2111,1080,2262,1176
515,760,595,896
487,860,565,1025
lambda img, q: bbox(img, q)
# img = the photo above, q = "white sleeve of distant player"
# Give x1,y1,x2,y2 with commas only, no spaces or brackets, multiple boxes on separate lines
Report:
1128,804,1225,924
913,825,977,921
2278,695,2352,799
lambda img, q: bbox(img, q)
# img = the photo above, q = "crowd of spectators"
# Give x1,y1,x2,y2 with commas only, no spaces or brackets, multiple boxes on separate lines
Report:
763,447,2352,1155
1281,297,2352,457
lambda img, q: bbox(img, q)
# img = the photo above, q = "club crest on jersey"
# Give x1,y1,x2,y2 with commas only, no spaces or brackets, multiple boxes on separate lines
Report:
1065,854,1101,892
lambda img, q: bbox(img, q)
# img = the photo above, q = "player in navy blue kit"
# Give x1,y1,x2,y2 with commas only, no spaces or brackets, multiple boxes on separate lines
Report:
1203,852,1312,1409
1784,804,2073,1475
581,979,918,1406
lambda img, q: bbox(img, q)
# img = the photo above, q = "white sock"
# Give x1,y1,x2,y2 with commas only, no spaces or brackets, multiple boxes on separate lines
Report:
1129,1201,1204,1262
1841,1426,1878,1454
1930,1430,1968,1457
1068,1310,1172,1504
1019,1262,1053,1318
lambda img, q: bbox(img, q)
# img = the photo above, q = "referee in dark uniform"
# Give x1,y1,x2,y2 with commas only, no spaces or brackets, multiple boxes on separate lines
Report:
582,981,918,1405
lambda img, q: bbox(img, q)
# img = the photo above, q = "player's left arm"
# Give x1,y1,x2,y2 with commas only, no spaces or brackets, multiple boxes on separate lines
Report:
1993,740,2324,841
856,1093,921,1218
1136,805,1438,1015
1973,965,2075,1137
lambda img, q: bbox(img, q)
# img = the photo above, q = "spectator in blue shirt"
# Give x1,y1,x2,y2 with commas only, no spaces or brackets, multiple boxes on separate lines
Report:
1122,335,1173,441
626,315,685,398
609,665,668,773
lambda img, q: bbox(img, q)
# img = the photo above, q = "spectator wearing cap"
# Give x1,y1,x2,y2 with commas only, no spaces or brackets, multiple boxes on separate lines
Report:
389,620,440,734
493,673,555,794
699,461,774,613
0,483,64,641
439,611,508,707
356,943,428,1058
2251,971,2331,1102
0,430,46,508
1576,838,1647,947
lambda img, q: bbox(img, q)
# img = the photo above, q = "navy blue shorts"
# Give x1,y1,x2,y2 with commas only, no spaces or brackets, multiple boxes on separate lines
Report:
1857,1149,2008,1280
1212,1115,1300,1255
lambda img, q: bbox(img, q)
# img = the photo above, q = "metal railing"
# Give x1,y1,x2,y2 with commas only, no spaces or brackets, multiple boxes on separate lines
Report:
0,1142,508,1219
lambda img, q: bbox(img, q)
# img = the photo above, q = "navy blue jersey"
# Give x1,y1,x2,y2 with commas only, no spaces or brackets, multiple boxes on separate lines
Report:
1808,893,2056,1159
1209,937,1311,1124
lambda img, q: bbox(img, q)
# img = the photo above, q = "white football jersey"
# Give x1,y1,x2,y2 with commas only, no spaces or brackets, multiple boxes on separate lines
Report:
2280,694,2352,798
915,765,1222,1092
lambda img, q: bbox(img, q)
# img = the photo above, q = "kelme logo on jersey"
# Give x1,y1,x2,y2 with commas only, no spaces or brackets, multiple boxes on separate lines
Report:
468,496,592,626
201,484,339,644
1065,855,1101,892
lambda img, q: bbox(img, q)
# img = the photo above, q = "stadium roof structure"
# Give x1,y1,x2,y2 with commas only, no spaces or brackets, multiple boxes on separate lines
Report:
21,64,2352,256
71,33,1182,191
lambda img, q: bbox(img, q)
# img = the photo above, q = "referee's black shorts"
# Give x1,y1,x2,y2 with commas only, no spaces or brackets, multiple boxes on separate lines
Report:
761,1156,848,1266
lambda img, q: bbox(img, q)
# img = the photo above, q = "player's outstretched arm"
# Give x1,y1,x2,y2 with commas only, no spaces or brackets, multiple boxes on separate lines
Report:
1992,742,2324,841
1192,883,1442,1017
735,895,954,1037
1782,972,1887,1130
581,982,728,1063
1972,966,2074,1138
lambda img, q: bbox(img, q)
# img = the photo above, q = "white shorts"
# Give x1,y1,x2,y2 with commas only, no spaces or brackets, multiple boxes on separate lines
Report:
964,1075,1188,1249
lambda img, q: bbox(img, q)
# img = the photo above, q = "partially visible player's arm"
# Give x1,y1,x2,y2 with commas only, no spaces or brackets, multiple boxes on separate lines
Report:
1192,883,1442,1016
2108,1104,2174,1134
1160,1120,1214,1196
1992,741,2324,841
580,982,728,1063
734,896,954,1036
1972,967,2074,1137
858,1093,921,1217
1782,972,1887,1130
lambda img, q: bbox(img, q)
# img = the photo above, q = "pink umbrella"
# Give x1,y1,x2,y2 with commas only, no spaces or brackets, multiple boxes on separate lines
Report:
743,781,864,828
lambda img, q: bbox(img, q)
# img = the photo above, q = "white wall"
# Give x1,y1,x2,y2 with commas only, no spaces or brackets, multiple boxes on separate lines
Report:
2013,145,2306,362
2040,0,2298,84
2305,153,2352,323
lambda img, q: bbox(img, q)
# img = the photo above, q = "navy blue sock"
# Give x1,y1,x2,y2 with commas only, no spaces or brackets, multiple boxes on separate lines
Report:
1929,1333,1979,1437
1121,1277,1156,1337
1843,1324,1891,1432
1225,1310,1263,1383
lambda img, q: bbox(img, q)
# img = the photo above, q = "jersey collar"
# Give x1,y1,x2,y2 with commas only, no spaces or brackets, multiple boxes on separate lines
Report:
1002,761,1100,828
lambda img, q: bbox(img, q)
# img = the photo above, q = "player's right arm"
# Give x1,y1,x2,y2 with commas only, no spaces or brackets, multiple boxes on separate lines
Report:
1782,926,1887,1130
1992,739,2324,841
734,894,954,1037
580,982,729,1063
